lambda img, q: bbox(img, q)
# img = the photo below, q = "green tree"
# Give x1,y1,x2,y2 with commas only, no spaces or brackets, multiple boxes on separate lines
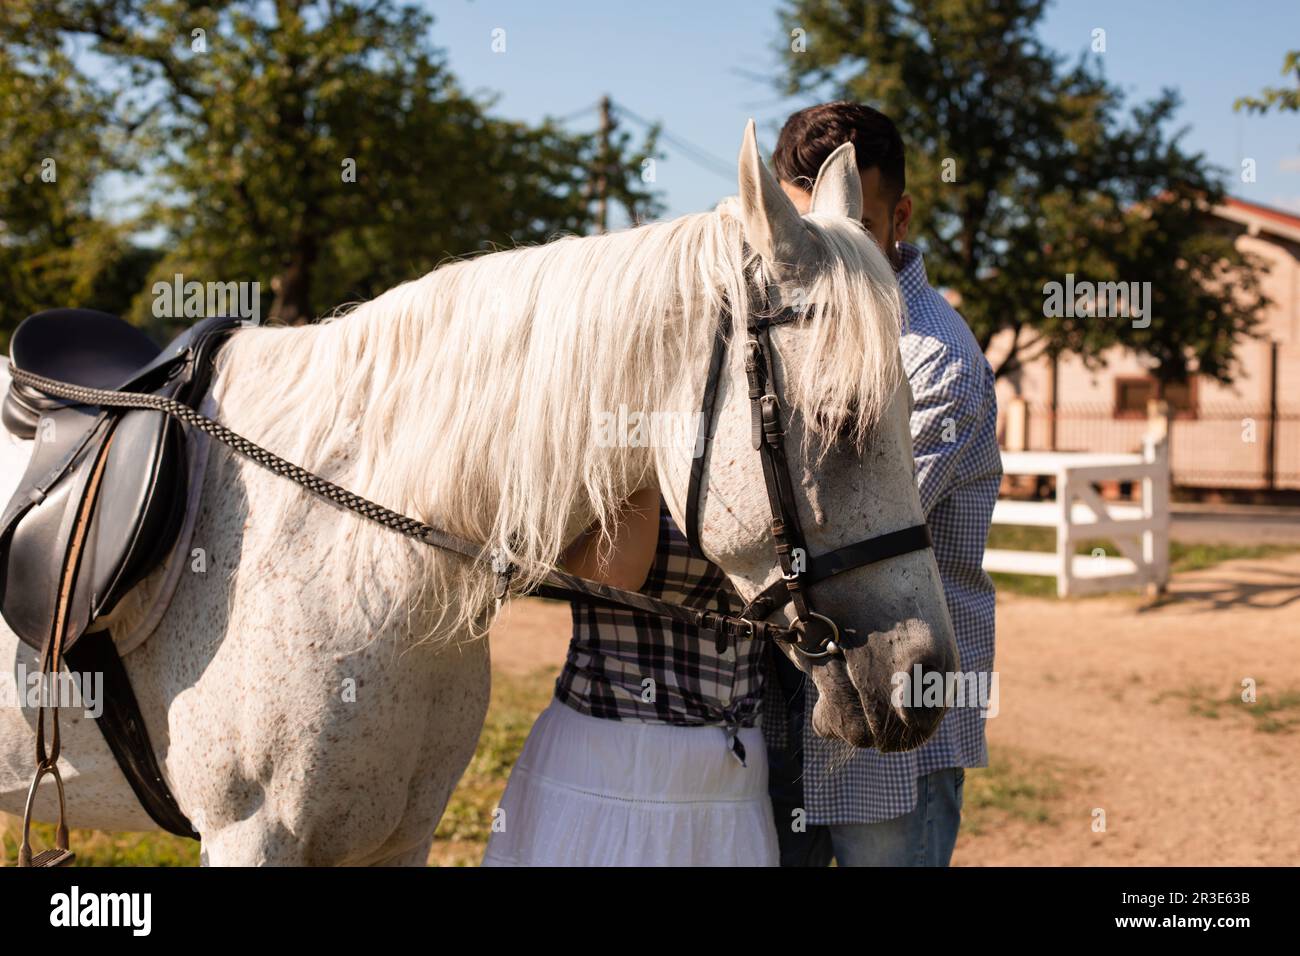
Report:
778,0,1266,385
12,0,658,329
1235,50,1300,115
0,31,154,340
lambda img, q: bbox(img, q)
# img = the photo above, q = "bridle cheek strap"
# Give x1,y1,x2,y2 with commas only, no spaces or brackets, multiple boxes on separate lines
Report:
684,270,933,660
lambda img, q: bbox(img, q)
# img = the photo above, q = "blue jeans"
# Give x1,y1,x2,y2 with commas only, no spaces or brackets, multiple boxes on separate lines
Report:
771,768,965,867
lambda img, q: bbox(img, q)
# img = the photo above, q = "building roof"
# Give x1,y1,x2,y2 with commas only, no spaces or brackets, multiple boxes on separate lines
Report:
1215,197,1300,244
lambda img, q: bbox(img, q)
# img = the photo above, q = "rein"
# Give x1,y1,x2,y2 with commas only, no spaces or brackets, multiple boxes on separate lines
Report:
7,367,786,654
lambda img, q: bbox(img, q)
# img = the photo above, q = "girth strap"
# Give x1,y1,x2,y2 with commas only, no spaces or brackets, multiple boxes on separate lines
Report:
63,631,199,839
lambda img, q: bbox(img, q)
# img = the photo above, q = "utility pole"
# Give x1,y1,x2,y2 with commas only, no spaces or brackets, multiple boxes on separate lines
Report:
1047,351,1059,451
1265,339,1279,491
596,95,612,234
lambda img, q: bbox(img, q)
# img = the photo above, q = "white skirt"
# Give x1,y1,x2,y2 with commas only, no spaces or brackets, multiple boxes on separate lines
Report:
482,699,779,867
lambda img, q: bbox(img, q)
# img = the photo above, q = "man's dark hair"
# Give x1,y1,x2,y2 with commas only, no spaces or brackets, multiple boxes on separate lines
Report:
772,101,906,205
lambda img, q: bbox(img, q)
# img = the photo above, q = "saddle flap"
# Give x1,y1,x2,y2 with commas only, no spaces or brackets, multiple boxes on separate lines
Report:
89,411,188,616
0,409,187,652
0,411,111,647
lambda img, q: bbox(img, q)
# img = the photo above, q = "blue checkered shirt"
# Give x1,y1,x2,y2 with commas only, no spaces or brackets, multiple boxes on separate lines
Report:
762,241,1001,825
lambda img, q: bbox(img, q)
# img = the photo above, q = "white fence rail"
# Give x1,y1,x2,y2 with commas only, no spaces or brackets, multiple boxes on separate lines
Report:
984,414,1171,598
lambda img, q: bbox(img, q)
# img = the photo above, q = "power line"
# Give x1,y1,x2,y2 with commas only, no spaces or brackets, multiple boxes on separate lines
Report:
612,102,735,183
553,102,599,125
551,98,737,188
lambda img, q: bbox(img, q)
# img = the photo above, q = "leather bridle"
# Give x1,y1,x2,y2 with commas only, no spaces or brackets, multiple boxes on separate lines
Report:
9,260,933,663
681,264,932,659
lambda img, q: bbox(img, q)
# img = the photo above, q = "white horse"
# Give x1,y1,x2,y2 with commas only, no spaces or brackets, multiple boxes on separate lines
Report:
0,121,956,865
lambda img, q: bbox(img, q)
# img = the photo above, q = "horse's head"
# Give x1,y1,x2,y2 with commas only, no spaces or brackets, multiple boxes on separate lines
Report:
660,121,958,752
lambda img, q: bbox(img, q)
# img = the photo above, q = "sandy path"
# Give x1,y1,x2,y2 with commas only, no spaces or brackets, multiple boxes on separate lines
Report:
488,555,1300,865
489,597,572,678
957,554,1300,865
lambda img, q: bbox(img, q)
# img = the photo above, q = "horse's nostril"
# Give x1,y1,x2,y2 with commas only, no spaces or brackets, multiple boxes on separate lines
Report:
894,657,952,728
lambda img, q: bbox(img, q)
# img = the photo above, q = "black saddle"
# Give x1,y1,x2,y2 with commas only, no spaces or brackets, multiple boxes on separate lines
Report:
1,308,241,652
0,308,238,847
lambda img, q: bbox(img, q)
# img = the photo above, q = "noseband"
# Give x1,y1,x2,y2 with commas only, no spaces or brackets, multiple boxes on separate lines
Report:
10,264,931,662
682,267,932,659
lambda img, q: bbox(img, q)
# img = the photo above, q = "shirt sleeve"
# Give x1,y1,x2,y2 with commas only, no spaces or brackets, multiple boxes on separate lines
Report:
907,341,991,518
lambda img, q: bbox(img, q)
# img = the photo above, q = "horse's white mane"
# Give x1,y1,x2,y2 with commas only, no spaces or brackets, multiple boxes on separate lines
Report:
214,198,903,644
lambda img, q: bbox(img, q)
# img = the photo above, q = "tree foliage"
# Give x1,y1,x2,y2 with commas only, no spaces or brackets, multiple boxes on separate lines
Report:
2,0,659,333
1235,50,1300,115
778,0,1267,384
0,27,156,336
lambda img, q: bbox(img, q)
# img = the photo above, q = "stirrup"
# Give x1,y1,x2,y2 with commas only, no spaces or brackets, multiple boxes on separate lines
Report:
18,760,75,867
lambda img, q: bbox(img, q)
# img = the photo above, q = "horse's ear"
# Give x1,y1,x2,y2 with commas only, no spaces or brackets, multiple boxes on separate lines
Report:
810,142,863,221
737,119,818,272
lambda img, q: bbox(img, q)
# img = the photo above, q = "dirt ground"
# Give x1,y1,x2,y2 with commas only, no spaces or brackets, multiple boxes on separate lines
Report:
489,553,1300,866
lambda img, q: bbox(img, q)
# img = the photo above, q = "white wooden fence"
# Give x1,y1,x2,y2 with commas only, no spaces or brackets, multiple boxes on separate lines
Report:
984,411,1171,598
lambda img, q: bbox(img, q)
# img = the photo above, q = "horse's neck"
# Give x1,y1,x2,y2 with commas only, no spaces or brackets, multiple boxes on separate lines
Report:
210,301,669,559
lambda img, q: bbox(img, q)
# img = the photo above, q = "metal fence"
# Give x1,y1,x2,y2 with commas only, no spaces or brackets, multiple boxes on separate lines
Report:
1020,403,1300,490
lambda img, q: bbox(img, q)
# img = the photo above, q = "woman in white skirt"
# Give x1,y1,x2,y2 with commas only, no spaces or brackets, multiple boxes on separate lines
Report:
482,488,780,866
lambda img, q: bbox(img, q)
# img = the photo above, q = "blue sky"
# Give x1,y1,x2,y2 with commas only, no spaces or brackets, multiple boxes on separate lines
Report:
425,0,1300,221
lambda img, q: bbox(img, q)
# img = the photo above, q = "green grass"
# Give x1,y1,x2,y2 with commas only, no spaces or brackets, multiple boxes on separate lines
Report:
428,668,555,866
1,817,198,867
1153,684,1300,734
986,525,1300,598
961,745,1072,836
1167,542,1300,574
